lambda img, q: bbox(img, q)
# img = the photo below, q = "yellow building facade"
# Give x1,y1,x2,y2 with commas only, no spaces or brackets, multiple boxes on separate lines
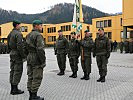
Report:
92,15,123,42
0,22,91,45
123,0,133,39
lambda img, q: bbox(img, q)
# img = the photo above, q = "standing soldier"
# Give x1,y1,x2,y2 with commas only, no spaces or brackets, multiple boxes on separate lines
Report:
54,30,69,76
68,32,80,78
119,41,124,53
80,30,94,80
0,42,2,54
26,20,46,100
7,20,25,95
93,28,111,83
124,40,129,53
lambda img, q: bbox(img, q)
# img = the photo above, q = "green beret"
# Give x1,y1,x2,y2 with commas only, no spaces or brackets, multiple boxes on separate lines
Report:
58,30,63,32
71,32,76,35
33,20,42,25
84,30,89,33
98,28,104,31
13,20,21,24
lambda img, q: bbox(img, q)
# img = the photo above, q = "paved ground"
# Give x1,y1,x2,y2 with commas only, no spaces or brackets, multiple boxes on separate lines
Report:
0,48,133,100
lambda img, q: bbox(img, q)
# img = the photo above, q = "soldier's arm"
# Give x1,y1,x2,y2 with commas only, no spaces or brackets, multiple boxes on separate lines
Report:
76,40,81,58
16,33,25,59
106,38,111,58
7,34,11,53
64,38,69,54
36,34,46,66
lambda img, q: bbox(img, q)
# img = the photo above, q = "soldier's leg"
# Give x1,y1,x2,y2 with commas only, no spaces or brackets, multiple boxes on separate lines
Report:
31,65,44,100
84,57,91,80
31,66,43,93
81,57,87,80
101,56,108,77
12,62,23,85
72,57,78,78
69,58,74,77
57,54,62,71
27,65,33,92
60,54,66,71
10,61,15,84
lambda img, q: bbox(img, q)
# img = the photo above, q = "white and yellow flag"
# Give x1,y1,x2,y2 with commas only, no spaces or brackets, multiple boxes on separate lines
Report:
72,0,84,33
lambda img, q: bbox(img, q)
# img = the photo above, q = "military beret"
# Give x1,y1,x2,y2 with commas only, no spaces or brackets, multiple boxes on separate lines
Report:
33,20,42,25
58,30,63,32
71,32,76,35
13,20,21,24
98,28,104,31
84,30,89,33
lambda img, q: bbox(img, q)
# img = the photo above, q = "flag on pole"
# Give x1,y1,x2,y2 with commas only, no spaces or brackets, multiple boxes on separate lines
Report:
72,0,84,33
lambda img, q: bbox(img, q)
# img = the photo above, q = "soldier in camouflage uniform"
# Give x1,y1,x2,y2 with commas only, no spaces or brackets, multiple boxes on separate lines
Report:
80,30,94,80
119,41,124,53
54,30,69,76
129,39,133,54
7,20,25,95
93,28,111,83
68,32,80,78
0,42,2,54
26,20,46,100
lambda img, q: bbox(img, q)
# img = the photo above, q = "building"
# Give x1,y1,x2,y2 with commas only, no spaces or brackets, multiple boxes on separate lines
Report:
123,0,133,40
0,22,91,45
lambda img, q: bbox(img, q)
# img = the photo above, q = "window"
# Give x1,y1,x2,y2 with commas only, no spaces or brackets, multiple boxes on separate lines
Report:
61,25,71,32
104,20,108,27
108,32,112,39
48,36,56,42
20,26,28,32
96,21,100,28
47,27,56,33
100,21,104,28
108,20,112,27
120,18,123,26
0,27,1,36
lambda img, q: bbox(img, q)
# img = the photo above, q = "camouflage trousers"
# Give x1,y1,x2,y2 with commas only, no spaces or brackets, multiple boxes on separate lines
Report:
10,61,23,85
96,55,108,77
57,54,66,71
27,64,44,93
81,56,92,74
69,56,78,72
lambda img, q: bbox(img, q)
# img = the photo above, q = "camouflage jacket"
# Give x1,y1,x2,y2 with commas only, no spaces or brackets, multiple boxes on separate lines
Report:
26,29,46,66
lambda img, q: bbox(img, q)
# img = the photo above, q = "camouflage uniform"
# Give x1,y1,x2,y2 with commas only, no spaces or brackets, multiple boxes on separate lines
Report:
80,36,94,80
94,34,111,82
68,37,80,78
7,27,25,95
119,41,124,53
54,35,69,75
26,29,46,93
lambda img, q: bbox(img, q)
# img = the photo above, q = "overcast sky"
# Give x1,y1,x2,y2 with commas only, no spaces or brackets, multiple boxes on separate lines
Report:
0,0,122,14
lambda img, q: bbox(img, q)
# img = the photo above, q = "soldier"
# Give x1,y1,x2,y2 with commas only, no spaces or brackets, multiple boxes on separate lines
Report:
124,40,129,53
68,32,80,78
7,20,25,95
119,41,124,53
113,40,118,52
54,30,69,76
26,20,46,100
93,28,111,83
0,42,2,54
80,30,94,80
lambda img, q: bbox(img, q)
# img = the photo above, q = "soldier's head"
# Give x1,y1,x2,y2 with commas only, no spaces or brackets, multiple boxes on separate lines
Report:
98,28,104,36
33,20,43,32
58,30,63,36
84,30,91,38
71,32,76,39
13,20,21,29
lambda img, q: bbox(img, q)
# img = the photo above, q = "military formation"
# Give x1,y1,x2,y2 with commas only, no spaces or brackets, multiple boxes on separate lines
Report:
54,28,111,83
0,19,132,100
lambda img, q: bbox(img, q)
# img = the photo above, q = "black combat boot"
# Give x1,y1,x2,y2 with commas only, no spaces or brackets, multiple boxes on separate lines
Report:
72,71,77,78
57,70,65,76
80,72,87,80
31,92,44,100
97,76,102,82
29,91,32,100
101,76,106,83
10,85,24,95
85,73,90,80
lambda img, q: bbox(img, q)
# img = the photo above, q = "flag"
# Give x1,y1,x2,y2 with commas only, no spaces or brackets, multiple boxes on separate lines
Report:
72,0,83,33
